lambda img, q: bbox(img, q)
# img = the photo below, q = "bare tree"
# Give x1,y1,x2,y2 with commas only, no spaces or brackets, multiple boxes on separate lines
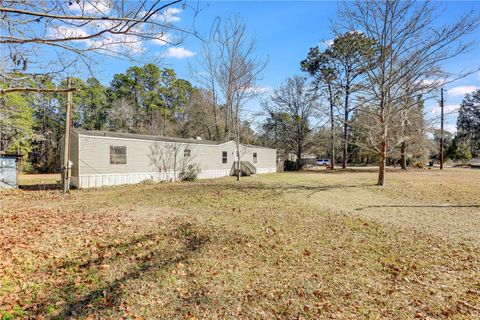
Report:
338,0,479,186
108,97,136,131
0,0,196,93
191,15,266,181
174,89,223,140
351,94,427,168
262,76,318,170
190,40,222,140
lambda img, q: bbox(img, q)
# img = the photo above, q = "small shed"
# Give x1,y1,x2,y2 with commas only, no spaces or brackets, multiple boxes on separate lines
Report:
0,154,19,189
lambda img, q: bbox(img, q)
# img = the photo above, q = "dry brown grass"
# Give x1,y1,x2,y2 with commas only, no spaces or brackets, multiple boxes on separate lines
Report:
17,174,60,186
1,168,479,319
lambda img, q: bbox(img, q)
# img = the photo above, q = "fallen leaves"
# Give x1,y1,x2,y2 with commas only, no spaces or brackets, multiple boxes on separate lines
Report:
1,174,480,319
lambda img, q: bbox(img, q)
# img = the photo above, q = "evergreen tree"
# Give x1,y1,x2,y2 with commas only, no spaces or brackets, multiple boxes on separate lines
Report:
455,141,473,163
109,64,193,135
456,89,480,156
79,78,109,130
0,91,35,157
302,32,375,168
30,78,64,173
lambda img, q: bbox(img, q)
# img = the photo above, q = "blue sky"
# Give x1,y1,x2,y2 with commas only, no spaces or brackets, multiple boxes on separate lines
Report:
91,1,480,133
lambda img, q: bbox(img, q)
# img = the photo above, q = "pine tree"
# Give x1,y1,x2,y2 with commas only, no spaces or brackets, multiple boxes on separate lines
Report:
0,90,34,157
456,89,480,157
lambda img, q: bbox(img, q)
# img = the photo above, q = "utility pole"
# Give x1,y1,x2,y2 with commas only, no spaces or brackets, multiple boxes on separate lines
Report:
62,77,73,193
439,87,444,170
329,85,335,170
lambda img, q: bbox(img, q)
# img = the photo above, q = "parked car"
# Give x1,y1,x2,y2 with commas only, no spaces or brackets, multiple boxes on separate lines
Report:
316,159,331,166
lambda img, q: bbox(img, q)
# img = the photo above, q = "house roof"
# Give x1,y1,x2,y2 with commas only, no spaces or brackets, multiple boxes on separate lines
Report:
74,129,228,146
74,129,274,150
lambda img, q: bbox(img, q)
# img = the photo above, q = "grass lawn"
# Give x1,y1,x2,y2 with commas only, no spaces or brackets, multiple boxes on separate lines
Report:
17,174,61,187
1,169,479,319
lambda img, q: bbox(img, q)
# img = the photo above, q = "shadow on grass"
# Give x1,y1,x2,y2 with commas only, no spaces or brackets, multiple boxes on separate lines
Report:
27,222,209,319
356,204,480,211
265,183,370,198
302,167,402,174
19,183,61,191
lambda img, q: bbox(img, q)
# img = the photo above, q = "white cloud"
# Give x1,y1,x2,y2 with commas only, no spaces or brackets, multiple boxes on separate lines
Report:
95,34,145,54
430,104,460,116
159,7,182,23
420,78,444,87
447,85,479,96
323,39,334,47
163,47,195,59
70,0,112,14
49,25,145,54
49,5,184,57
49,26,92,44
244,86,272,95
445,104,460,114
152,33,172,46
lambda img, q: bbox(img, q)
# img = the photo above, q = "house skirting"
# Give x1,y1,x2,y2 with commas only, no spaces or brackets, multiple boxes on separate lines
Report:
256,168,277,174
71,168,277,188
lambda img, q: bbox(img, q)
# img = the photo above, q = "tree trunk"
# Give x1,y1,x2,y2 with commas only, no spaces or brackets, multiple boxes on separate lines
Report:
212,92,221,140
342,84,350,169
377,124,387,186
296,145,303,171
342,109,348,169
400,141,407,170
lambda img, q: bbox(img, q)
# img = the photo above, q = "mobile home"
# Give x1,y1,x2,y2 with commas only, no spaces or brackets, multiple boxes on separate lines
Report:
67,130,277,188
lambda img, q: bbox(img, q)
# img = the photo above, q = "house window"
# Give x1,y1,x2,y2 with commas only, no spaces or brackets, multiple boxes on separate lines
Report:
253,152,257,164
222,151,228,163
184,149,191,157
110,146,127,164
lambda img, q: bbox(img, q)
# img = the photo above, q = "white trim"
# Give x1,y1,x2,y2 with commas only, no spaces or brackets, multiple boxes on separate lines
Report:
71,176,79,188
256,167,277,174
73,168,277,188
77,132,81,177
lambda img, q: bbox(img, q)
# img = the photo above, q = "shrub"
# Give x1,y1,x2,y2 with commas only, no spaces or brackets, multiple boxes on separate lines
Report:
413,162,425,169
455,142,472,164
284,160,301,171
139,179,157,185
181,164,201,181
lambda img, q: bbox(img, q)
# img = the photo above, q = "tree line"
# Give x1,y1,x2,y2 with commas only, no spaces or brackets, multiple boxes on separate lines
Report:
0,64,257,173
1,0,479,186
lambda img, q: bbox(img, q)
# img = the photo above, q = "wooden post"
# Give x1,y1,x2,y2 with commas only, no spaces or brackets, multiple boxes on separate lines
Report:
440,88,444,170
62,77,73,193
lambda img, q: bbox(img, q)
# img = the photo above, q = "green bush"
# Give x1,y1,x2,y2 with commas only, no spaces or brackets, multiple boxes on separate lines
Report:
455,142,472,164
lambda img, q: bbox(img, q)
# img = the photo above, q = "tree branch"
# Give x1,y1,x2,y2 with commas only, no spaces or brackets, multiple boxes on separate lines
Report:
0,87,78,94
